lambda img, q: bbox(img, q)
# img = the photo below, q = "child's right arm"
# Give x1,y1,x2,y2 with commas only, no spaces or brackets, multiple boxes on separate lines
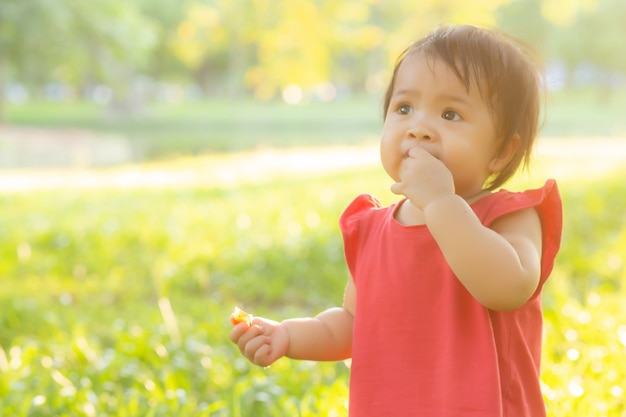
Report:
229,278,355,367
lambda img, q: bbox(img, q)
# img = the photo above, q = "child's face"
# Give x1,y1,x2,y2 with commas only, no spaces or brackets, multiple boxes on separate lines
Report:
381,55,502,200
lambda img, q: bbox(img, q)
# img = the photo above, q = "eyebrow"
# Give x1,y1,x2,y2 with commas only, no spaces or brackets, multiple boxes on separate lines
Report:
392,88,418,97
439,93,473,107
393,89,473,107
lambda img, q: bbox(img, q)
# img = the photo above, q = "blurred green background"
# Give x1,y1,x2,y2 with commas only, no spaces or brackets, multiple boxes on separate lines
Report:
1,0,625,416
1,0,626,166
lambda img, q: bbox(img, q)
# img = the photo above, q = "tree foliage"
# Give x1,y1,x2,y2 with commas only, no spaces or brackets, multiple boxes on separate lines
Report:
497,0,626,85
0,0,157,120
0,0,155,87
0,0,624,118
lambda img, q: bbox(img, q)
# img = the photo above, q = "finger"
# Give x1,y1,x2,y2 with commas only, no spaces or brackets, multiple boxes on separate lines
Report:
253,343,276,368
236,324,264,353
229,322,249,343
390,181,404,195
406,146,423,159
407,146,432,159
230,321,258,344
249,316,264,326
244,335,271,362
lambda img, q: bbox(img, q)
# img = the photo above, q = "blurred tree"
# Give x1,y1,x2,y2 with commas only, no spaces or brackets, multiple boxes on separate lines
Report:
496,0,552,55
3,0,623,112
65,1,157,111
135,0,189,82
542,0,625,94
168,0,259,98
567,0,626,74
245,0,511,100
0,0,156,122
323,0,384,95
365,0,509,98
539,0,598,27
248,0,333,99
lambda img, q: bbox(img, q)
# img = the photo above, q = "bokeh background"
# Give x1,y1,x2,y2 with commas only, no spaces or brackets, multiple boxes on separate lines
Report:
1,0,625,416
2,0,626,167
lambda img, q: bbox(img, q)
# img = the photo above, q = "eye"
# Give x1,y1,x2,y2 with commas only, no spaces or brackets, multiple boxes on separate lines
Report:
442,110,462,121
397,104,413,115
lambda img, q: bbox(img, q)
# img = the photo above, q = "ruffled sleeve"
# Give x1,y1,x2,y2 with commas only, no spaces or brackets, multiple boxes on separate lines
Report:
339,194,383,283
475,179,563,299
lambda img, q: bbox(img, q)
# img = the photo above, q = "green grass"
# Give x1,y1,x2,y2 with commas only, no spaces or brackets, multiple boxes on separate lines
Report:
544,87,626,138
1,149,625,415
4,98,382,158
2,88,626,415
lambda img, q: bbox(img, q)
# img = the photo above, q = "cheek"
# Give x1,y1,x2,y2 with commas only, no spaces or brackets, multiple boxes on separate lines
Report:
379,138,401,181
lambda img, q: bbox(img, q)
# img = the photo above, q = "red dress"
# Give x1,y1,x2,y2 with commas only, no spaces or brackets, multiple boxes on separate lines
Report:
340,180,562,417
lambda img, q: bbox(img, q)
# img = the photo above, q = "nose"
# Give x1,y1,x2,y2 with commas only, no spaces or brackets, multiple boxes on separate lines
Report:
406,116,435,141
408,128,432,141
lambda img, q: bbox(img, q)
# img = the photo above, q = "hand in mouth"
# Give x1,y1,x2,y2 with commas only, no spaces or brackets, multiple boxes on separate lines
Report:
403,146,440,161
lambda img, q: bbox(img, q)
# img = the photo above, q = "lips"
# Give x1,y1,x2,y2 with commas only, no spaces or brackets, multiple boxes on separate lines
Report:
402,145,418,159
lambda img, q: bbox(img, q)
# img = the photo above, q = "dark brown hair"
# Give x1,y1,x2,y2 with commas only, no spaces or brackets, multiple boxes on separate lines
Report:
383,25,543,190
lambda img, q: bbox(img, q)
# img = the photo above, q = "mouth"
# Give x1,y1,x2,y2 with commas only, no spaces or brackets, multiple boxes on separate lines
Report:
403,147,440,160
402,146,418,160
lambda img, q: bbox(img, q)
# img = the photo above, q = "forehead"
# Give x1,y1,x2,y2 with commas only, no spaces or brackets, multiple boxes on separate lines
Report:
393,54,479,97
391,53,493,111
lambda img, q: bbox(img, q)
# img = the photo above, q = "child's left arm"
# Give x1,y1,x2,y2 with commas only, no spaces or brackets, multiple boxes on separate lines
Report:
424,194,542,311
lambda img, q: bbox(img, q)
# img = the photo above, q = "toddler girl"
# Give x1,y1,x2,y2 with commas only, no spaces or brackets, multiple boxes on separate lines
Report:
230,24,562,417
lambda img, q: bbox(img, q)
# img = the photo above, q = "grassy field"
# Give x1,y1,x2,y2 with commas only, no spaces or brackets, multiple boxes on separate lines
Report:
2,90,626,415
3,98,381,159
1,132,625,416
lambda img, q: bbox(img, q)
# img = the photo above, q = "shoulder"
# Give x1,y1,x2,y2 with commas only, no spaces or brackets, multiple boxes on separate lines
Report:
339,194,385,233
473,179,562,230
482,180,563,296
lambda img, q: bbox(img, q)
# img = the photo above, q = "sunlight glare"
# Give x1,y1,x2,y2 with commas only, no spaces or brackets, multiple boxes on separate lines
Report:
282,85,303,105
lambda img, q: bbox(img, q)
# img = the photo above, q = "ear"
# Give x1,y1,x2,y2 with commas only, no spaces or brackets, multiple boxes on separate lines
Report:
488,134,520,173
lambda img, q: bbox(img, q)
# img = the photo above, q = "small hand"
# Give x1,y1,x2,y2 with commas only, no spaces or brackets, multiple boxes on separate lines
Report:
230,316,289,367
390,146,454,209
